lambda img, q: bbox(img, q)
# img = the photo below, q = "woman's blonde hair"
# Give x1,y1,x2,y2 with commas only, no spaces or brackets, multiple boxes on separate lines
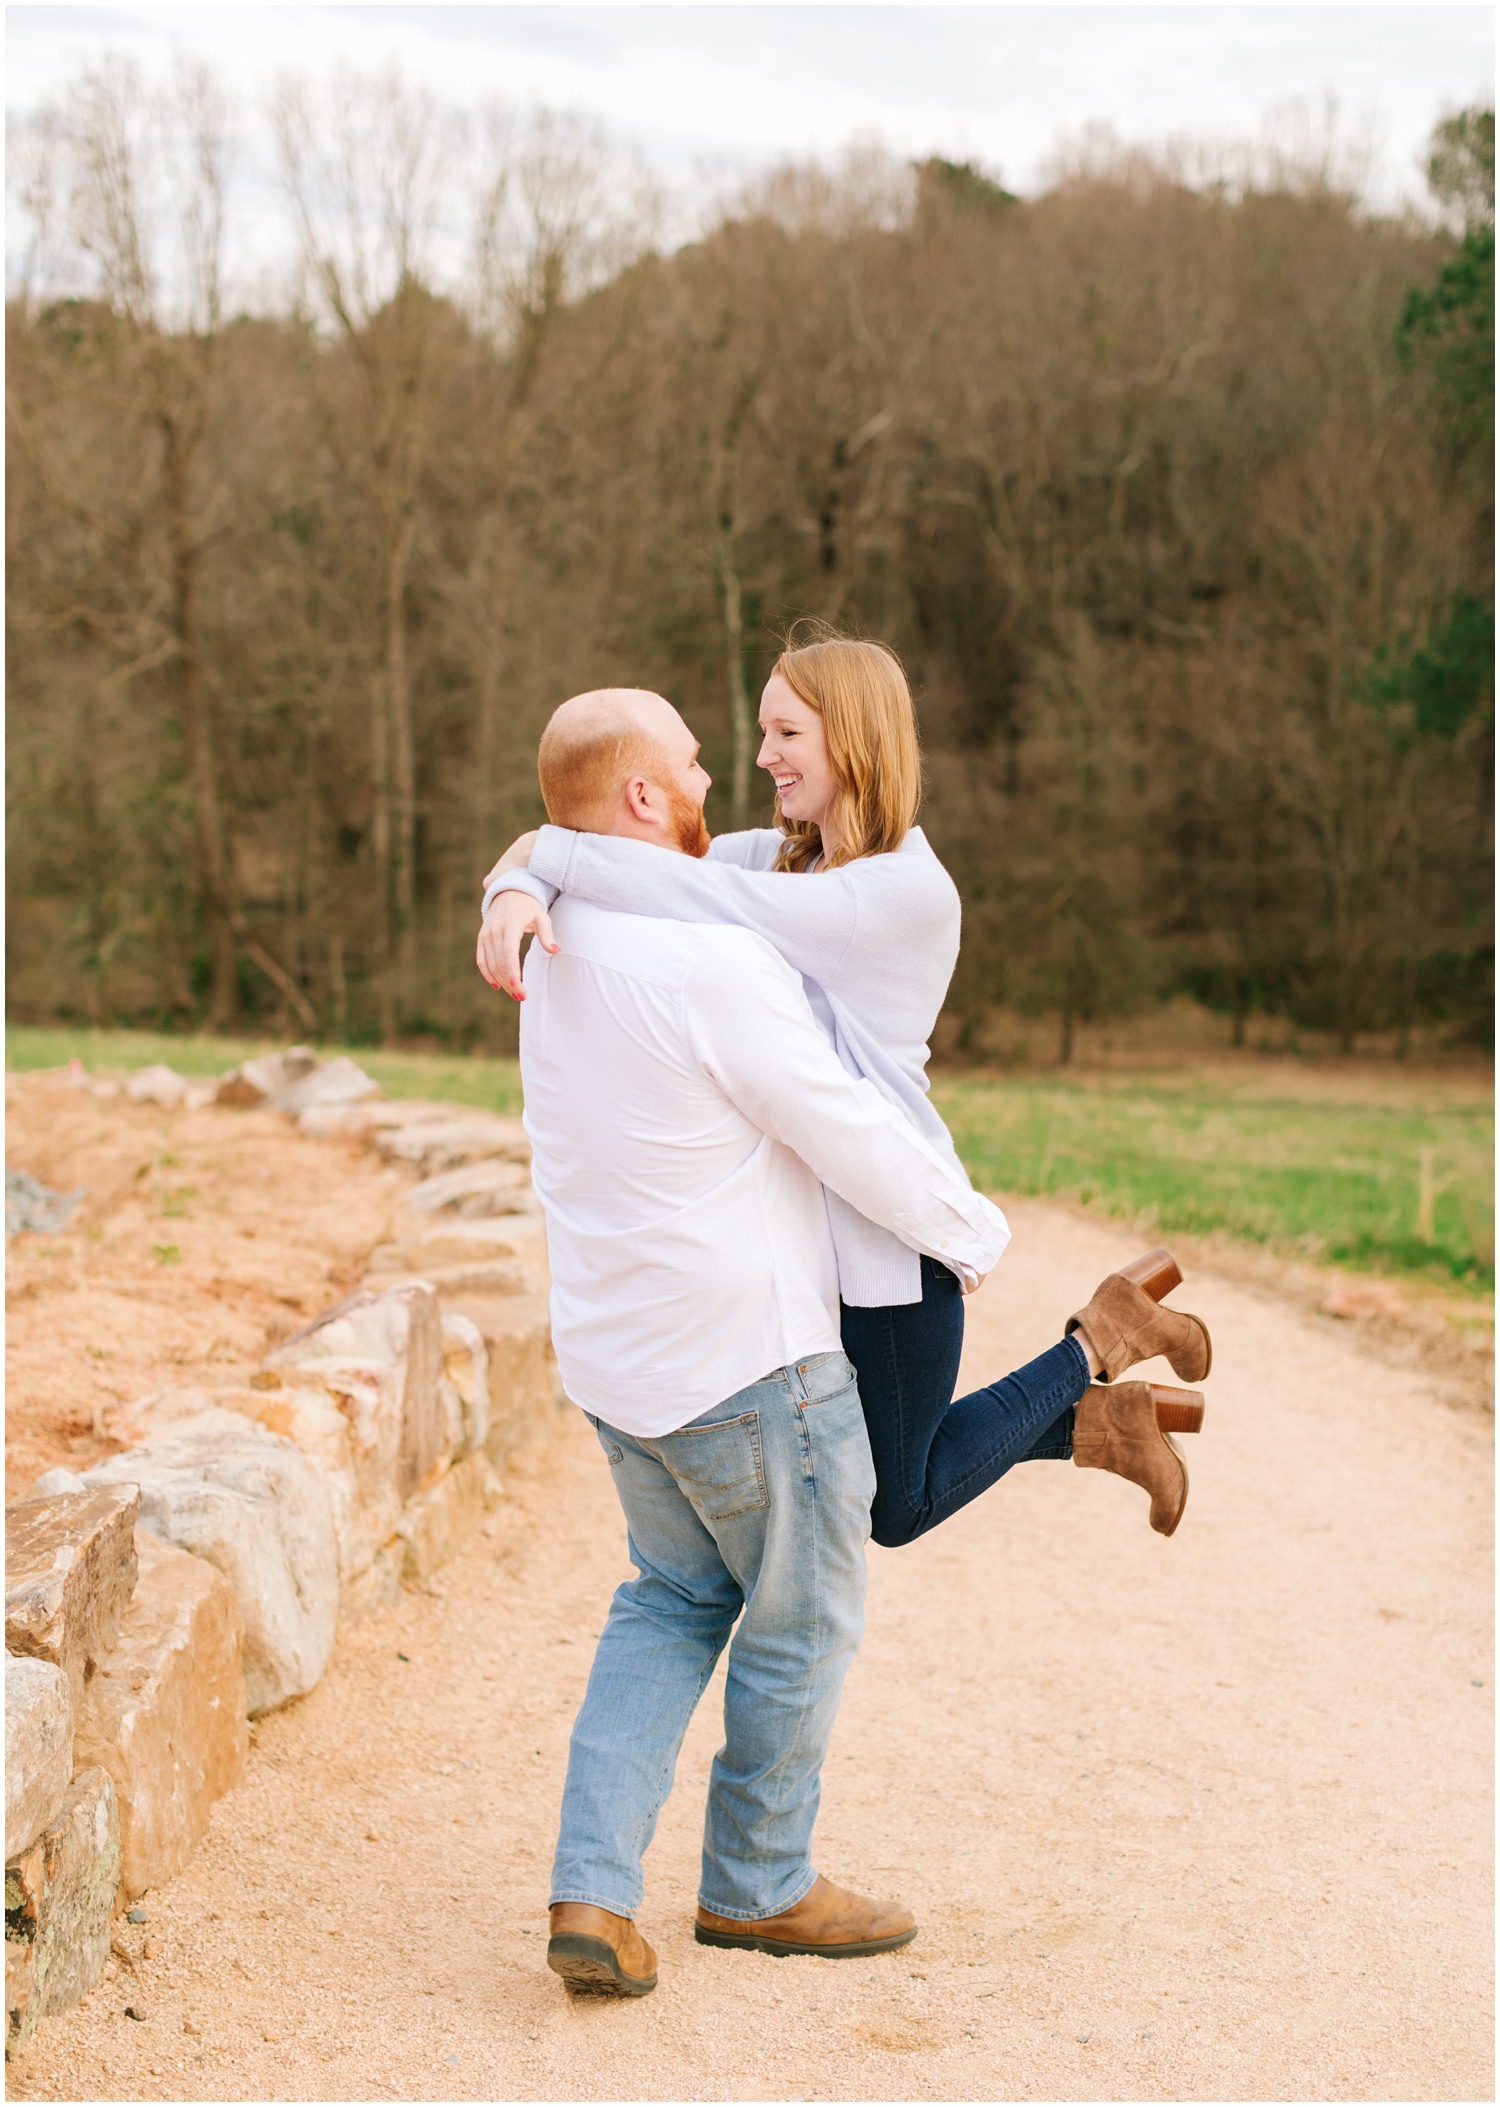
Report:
770,630,922,872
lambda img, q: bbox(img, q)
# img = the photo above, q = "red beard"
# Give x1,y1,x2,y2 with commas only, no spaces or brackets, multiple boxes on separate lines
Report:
666,782,711,858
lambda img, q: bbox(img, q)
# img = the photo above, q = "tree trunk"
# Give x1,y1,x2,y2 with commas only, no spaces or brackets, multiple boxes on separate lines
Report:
1231,976,1249,1048
328,929,349,1042
369,640,394,1040
467,512,507,887
387,512,419,1032
160,408,238,1026
76,687,108,1027
717,538,753,830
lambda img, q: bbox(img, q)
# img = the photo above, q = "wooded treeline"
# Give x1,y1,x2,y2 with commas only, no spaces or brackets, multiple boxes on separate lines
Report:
7,69,1493,1056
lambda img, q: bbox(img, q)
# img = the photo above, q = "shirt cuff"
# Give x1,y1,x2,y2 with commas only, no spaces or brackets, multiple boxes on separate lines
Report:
892,1200,1011,1287
480,868,559,920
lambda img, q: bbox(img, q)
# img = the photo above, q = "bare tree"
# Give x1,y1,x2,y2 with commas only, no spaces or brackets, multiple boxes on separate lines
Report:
457,107,641,870
10,57,317,1026
6,73,1490,1056
272,65,457,1033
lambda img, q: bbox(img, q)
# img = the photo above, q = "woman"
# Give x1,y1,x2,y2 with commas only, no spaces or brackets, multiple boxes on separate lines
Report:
477,635,1211,1540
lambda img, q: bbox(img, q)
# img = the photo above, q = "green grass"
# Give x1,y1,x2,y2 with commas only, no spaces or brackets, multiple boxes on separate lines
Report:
933,1070,1494,1293
8,1024,1492,1293
4,1024,524,1116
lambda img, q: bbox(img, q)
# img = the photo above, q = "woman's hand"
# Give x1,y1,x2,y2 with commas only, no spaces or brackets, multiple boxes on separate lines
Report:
481,830,540,894
476,889,558,1001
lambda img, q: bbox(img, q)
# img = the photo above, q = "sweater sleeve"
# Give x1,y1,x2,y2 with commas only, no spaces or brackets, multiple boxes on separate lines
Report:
707,829,783,870
481,868,558,919
528,825,859,987
481,825,779,920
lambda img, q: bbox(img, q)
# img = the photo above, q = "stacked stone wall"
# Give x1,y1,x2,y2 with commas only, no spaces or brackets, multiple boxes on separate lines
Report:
5,1066,563,2057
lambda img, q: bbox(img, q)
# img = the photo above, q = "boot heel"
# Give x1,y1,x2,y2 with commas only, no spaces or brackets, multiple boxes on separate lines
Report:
1119,1247,1183,1302
1152,1385,1205,1435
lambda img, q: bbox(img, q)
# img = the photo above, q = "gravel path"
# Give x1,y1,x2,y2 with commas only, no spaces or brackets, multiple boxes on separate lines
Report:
8,1198,1492,2102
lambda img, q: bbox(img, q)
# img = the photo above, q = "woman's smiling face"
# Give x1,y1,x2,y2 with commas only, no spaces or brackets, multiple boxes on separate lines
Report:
757,673,837,832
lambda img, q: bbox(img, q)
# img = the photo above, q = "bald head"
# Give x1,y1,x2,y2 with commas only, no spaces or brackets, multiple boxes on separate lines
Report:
537,687,711,854
537,689,681,829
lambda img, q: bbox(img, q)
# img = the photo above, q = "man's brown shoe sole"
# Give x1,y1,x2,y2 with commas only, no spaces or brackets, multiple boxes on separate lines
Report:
547,1933,658,1996
694,1921,918,1959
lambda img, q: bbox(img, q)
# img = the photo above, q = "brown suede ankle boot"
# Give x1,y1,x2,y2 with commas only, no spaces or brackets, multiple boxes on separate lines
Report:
1067,1247,1212,1384
1073,1381,1204,1536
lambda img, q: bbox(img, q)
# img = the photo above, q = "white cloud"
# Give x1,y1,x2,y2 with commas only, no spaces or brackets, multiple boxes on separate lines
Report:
7,2,1493,286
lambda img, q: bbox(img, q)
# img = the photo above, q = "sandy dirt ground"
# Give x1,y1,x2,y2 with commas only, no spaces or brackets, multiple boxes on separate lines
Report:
4,1073,403,1496
5,1089,1494,2102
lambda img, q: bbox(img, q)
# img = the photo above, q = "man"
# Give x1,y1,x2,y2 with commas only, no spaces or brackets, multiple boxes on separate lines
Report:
508,687,1010,1998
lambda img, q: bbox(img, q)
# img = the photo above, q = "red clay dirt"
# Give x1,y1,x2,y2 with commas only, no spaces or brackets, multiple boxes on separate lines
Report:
5,1070,401,1497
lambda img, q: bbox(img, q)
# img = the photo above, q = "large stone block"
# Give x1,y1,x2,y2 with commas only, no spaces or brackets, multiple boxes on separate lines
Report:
21,1471,86,1500
271,1054,379,1118
214,1045,318,1108
6,1169,86,1240
402,1158,537,1219
239,1362,402,1587
368,1215,545,1276
266,1284,447,1503
397,1453,502,1583
341,1098,463,1137
77,1416,338,1716
4,1658,74,1863
362,1216,548,1309
71,1532,246,1899
146,1382,387,1609
121,1378,374,1594
215,1047,376,1117
363,1258,530,1302
296,1101,374,1140
341,1537,404,1619
122,1063,188,1107
5,1766,120,2057
5,1484,141,1710
441,1312,490,1454
375,1113,530,1176
449,1292,564,1469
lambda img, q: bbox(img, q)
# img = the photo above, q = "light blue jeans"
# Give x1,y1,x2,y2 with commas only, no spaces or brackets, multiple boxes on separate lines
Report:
551,1350,877,1922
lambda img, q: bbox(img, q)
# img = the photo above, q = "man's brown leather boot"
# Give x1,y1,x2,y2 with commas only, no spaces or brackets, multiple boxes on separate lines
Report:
547,1903,658,1996
1073,1380,1204,1536
695,1874,917,1958
1067,1247,1212,1384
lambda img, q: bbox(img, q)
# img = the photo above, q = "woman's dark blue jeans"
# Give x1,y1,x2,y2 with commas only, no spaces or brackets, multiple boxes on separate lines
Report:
841,1254,1091,1549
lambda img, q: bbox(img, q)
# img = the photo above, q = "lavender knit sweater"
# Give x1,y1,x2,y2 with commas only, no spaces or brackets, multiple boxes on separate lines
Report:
485,823,978,1308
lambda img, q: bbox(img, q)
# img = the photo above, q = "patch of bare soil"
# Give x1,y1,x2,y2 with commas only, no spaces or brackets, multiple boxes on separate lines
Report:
4,1070,402,1497
4,1178,1492,2102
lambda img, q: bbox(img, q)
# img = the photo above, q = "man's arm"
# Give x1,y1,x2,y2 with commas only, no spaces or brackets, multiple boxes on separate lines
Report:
683,933,1009,1287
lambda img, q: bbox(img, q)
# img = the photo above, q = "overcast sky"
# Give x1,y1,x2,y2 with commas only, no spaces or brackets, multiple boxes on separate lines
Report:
7,3,1494,216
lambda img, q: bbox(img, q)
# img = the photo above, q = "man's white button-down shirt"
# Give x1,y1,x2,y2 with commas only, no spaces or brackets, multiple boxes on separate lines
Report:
519,897,1011,1439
